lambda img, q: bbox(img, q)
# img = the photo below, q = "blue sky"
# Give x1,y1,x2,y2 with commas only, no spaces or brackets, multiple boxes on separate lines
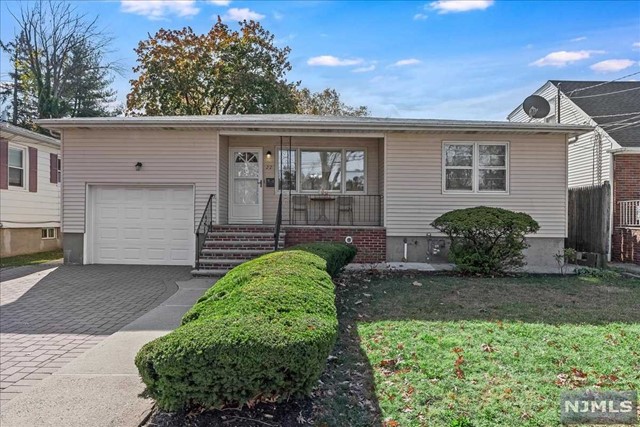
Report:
1,0,639,120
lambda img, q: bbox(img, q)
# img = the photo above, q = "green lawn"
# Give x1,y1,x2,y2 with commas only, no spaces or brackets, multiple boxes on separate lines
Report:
312,272,640,427
0,249,63,268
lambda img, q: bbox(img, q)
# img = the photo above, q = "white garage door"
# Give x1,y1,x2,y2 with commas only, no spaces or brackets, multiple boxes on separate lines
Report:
90,186,194,265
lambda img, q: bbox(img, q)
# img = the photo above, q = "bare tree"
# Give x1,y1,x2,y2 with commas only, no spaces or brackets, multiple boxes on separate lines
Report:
2,0,121,125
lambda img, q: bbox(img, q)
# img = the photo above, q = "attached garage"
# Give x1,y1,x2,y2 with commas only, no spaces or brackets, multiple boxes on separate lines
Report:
88,185,195,266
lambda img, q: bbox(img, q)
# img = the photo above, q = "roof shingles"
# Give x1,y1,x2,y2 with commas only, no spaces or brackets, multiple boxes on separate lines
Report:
550,80,640,148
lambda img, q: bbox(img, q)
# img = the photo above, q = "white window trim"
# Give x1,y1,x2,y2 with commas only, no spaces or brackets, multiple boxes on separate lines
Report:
276,147,367,194
8,144,27,190
57,157,62,184
41,228,57,240
442,141,510,194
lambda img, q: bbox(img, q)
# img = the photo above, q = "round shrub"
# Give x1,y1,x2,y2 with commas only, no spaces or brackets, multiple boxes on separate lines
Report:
136,244,353,411
431,206,540,275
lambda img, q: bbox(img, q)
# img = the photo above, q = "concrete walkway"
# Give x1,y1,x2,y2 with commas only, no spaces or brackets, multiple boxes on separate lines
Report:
0,275,215,427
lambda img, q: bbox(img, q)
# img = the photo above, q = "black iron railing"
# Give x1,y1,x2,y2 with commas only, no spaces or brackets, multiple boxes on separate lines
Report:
287,194,382,226
274,192,283,250
195,194,215,269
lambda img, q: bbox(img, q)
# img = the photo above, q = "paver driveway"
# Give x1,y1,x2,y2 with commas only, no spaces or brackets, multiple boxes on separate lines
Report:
0,265,190,403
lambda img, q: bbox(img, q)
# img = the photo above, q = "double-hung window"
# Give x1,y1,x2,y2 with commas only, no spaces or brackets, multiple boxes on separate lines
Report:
443,142,508,193
277,148,366,193
8,146,26,188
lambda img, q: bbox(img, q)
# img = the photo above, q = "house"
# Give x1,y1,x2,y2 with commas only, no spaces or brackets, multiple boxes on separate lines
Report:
0,122,62,258
37,115,590,273
508,81,640,264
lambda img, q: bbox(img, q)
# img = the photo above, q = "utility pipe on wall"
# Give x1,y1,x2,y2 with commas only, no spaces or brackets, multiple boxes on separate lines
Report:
402,238,408,262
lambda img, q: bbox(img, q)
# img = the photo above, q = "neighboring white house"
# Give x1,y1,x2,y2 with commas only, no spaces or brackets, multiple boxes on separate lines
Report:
38,115,590,272
0,122,61,258
507,80,640,188
509,80,640,264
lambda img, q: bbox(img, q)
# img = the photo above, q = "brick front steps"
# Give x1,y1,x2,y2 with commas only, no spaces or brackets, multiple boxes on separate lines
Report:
192,225,387,277
192,226,284,276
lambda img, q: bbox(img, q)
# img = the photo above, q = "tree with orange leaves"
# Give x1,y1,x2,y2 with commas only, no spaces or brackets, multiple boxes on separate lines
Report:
127,18,298,116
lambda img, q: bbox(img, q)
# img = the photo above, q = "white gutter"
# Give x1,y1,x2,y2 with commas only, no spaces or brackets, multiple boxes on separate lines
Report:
608,147,640,154
36,117,592,137
0,122,60,147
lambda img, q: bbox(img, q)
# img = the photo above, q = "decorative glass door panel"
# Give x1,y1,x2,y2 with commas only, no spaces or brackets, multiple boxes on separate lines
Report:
229,149,263,223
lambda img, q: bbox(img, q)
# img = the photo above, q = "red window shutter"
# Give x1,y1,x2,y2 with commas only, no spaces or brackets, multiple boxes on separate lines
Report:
0,139,7,190
50,153,58,183
28,147,37,193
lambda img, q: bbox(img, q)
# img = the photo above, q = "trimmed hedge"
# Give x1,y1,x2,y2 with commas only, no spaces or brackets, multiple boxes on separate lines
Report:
135,243,355,411
286,242,357,277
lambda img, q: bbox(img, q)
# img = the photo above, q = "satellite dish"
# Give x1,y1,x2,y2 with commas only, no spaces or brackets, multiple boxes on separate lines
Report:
523,95,551,119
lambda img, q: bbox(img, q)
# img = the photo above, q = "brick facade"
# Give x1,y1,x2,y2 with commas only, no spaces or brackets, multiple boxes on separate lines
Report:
284,226,386,263
611,153,640,264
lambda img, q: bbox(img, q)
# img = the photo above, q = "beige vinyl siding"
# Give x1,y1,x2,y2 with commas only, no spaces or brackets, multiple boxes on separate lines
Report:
385,132,568,238
0,137,60,228
227,135,381,224
218,134,229,224
62,128,216,233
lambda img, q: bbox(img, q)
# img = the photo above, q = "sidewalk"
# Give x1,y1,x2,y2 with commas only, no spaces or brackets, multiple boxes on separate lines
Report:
0,277,215,427
610,262,640,276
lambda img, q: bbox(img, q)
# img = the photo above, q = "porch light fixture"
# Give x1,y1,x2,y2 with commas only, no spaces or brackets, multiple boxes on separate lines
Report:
135,162,143,171
266,151,272,159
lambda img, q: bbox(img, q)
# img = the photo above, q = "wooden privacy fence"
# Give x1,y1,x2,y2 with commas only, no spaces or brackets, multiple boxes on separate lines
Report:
567,182,610,254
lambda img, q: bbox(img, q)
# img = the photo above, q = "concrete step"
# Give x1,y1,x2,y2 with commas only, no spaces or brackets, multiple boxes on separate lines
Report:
210,225,277,232
191,269,228,277
196,259,245,268
202,240,280,250
200,249,271,259
206,232,284,241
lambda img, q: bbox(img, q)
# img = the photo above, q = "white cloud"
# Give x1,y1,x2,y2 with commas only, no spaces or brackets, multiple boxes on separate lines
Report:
392,58,422,67
414,13,428,20
307,56,364,67
633,42,640,49
590,59,637,73
530,50,604,67
120,0,199,20
208,0,231,5
430,0,494,14
570,36,587,42
352,65,376,73
223,7,265,21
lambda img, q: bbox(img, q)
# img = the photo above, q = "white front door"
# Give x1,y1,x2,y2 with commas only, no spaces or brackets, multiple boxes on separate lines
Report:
229,148,263,223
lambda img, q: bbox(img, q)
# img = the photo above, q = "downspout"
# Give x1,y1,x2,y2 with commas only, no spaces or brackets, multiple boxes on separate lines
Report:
557,83,561,124
608,154,614,262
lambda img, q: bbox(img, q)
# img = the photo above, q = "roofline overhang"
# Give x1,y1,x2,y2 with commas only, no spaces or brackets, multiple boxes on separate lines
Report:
1,122,60,148
609,147,640,154
36,117,592,138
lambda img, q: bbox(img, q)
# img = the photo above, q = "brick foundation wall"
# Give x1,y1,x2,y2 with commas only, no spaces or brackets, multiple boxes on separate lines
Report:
611,153,640,264
284,226,386,263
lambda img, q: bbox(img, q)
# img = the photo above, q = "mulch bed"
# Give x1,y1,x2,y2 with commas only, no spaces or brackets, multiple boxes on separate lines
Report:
145,398,313,427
